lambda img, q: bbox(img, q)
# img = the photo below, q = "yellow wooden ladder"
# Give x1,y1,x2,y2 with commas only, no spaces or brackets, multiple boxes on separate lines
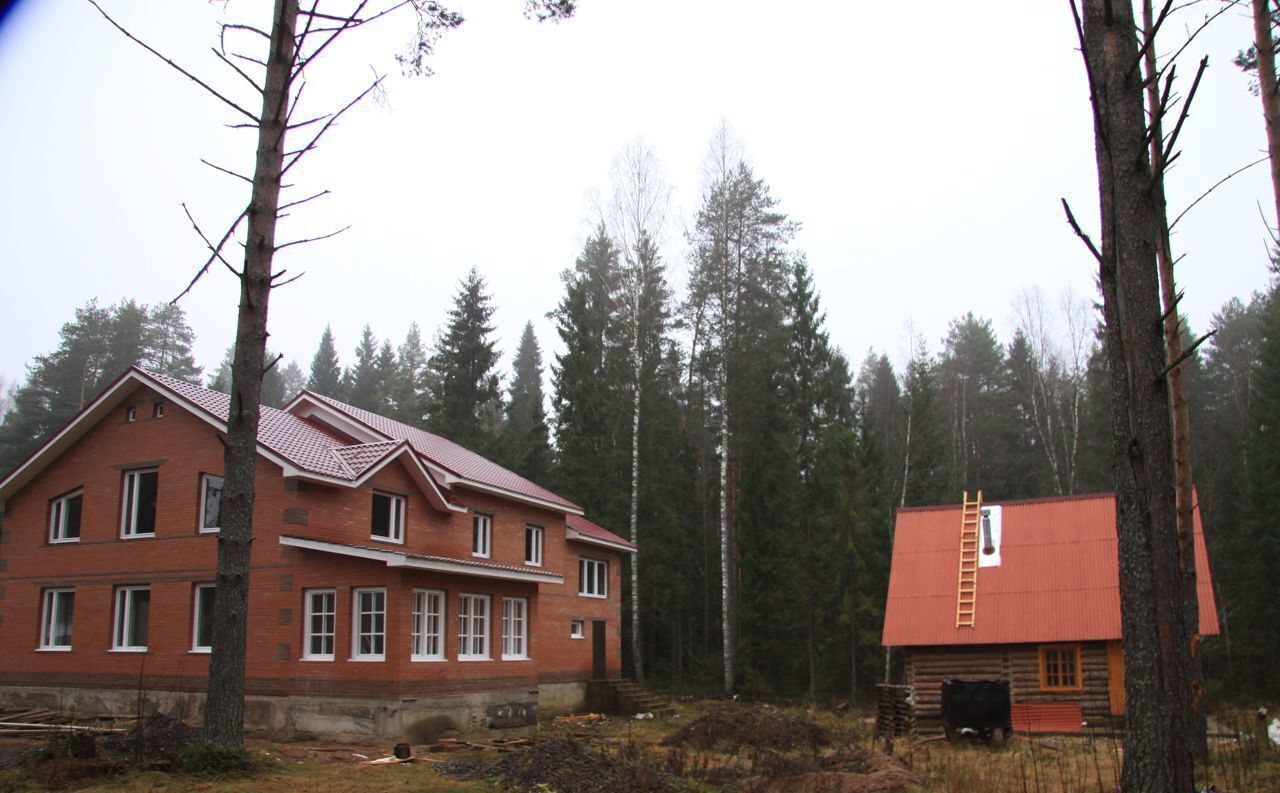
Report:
955,490,983,628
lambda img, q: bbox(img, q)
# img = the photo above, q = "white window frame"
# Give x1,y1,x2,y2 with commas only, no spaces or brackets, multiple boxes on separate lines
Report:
39,588,75,651
199,474,223,534
411,589,446,661
570,619,585,640
152,402,164,419
112,585,150,652
191,584,216,653
579,557,608,599
125,406,137,423
502,597,529,660
370,492,405,544
302,589,337,661
525,524,543,567
457,593,490,660
351,587,387,661
472,514,491,558
49,489,83,544
120,468,158,539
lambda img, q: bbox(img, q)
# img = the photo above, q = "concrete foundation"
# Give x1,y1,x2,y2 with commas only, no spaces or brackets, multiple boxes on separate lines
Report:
0,681,590,741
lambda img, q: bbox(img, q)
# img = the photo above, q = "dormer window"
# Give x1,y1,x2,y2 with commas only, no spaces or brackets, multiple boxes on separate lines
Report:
371,492,404,544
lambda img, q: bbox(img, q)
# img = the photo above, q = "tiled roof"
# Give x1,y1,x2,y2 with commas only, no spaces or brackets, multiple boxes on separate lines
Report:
307,392,581,512
331,441,403,478
881,493,1219,648
566,514,634,550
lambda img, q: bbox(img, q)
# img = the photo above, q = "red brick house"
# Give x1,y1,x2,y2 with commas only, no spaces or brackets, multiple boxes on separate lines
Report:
881,493,1218,730
0,367,632,738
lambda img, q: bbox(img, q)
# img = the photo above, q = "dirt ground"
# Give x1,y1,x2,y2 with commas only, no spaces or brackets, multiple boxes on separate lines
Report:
0,702,1274,792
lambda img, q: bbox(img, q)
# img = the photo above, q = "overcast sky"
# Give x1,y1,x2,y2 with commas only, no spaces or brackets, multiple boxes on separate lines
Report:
0,0,1273,392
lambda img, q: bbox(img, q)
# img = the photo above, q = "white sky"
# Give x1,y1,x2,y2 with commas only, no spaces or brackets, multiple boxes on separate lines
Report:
0,0,1273,389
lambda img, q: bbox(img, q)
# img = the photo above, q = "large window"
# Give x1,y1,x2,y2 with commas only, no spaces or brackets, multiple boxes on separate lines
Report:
371,492,405,544
192,584,216,652
113,586,150,651
411,589,445,661
200,475,223,533
121,469,158,538
472,514,491,558
303,589,336,661
458,593,490,660
1039,644,1083,691
525,525,543,567
49,489,83,543
502,597,528,660
352,588,386,660
39,588,75,650
579,557,607,598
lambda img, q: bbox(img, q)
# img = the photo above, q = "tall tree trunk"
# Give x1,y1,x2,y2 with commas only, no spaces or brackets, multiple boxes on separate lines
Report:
719,402,734,696
1253,0,1280,232
628,342,644,683
1078,0,1195,788
1141,0,1206,761
203,0,298,751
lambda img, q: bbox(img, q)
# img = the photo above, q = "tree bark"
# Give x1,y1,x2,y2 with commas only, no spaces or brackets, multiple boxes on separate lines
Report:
628,341,643,683
1078,0,1195,789
719,405,734,696
1253,0,1280,233
203,0,298,751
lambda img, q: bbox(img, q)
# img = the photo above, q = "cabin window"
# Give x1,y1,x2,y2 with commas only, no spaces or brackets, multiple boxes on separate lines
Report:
112,586,150,651
411,589,445,661
458,593,490,660
370,492,404,544
49,489,83,543
472,513,492,558
303,589,336,661
1038,644,1083,691
39,588,75,650
502,597,528,660
579,557,607,598
352,588,387,660
200,475,223,533
525,524,543,566
192,584,216,652
121,469,158,538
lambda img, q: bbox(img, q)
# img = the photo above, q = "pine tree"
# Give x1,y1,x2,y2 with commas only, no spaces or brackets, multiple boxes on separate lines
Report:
502,322,553,483
347,325,380,411
424,268,502,452
143,303,203,382
307,325,343,398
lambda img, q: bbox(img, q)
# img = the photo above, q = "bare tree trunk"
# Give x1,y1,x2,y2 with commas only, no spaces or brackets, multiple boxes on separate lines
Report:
628,342,643,683
204,0,298,751
719,404,734,696
1253,0,1280,232
1076,0,1195,788
1141,0,1206,761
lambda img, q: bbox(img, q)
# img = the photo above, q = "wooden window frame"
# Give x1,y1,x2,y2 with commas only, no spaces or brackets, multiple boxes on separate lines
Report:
1038,643,1084,692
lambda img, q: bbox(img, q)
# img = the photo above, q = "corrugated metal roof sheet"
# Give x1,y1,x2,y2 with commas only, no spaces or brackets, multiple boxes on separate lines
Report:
882,493,1219,647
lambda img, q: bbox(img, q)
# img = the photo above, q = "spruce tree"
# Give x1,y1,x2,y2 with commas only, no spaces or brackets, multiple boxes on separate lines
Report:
373,340,397,414
502,322,553,483
389,323,428,424
307,325,343,398
347,325,381,412
900,339,953,507
424,268,502,452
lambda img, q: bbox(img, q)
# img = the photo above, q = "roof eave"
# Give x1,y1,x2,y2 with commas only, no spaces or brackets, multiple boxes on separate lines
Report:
280,535,562,584
566,527,635,554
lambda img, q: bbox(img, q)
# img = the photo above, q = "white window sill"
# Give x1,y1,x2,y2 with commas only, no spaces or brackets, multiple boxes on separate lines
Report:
120,534,155,540
578,593,607,600
411,656,447,663
501,655,530,662
199,528,220,535
110,648,148,653
36,647,72,652
368,535,404,546
349,656,386,662
570,635,585,640
525,561,542,568
472,553,491,560
457,656,491,662
301,656,334,662
188,649,211,655
49,538,79,545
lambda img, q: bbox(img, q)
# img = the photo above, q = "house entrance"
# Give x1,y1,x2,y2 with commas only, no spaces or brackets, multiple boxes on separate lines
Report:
592,620,606,680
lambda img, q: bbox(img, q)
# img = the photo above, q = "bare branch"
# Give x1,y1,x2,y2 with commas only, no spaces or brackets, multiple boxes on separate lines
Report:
173,205,249,303
1131,0,1176,80
1157,330,1215,382
294,0,371,81
1160,56,1209,168
263,353,284,375
231,52,267,68
200,158,253,184
280,76,384,177
278,189,331,212
275,225,351,251
87,0,259,124
1164,1,1243,71
287,113,330,131
1061,197,1104,263
211,47,264,94
1170,155,1269,230
271,271,307,288
1069,0,1108,150
220,23,270,42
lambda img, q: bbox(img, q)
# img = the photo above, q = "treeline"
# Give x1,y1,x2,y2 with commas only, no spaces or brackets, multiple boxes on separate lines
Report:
1,144,1277,701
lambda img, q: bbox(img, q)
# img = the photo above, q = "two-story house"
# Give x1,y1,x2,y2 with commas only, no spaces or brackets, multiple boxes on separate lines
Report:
0,367,632,738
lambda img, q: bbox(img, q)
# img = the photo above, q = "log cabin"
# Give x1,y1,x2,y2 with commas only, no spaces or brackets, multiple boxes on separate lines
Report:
881,492,1218,730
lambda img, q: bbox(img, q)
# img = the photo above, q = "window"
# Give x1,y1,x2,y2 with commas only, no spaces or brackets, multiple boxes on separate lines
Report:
121,469,158,538
192,584,216,652
152,402,165,419
525,525,543,566
200,475,223,533
458,594,490,660
371,492,405,544
472,514,491,558
579,557,607,598
352,588,386,660
112,586,150,651
411,589,445,661
502,597,528,660
126,406,137,423
49,489,83,543
1039,645,1083,691
39,589,75,650
570,619,585,639
303,589,336,660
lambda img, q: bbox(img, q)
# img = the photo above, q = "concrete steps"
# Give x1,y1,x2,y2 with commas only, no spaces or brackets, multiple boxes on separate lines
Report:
605,679,675,716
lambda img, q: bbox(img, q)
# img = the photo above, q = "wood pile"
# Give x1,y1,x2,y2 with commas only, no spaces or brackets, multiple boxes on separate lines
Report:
0,709,134,736
428,737,536,753
874,684,917,741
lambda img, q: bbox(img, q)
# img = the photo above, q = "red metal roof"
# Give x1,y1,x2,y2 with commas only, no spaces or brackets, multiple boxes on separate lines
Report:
881,493,1220,647
566,514,635,551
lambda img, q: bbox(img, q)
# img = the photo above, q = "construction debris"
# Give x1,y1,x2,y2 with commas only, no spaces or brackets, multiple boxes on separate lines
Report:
428,736,535,753
552,713,608,726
